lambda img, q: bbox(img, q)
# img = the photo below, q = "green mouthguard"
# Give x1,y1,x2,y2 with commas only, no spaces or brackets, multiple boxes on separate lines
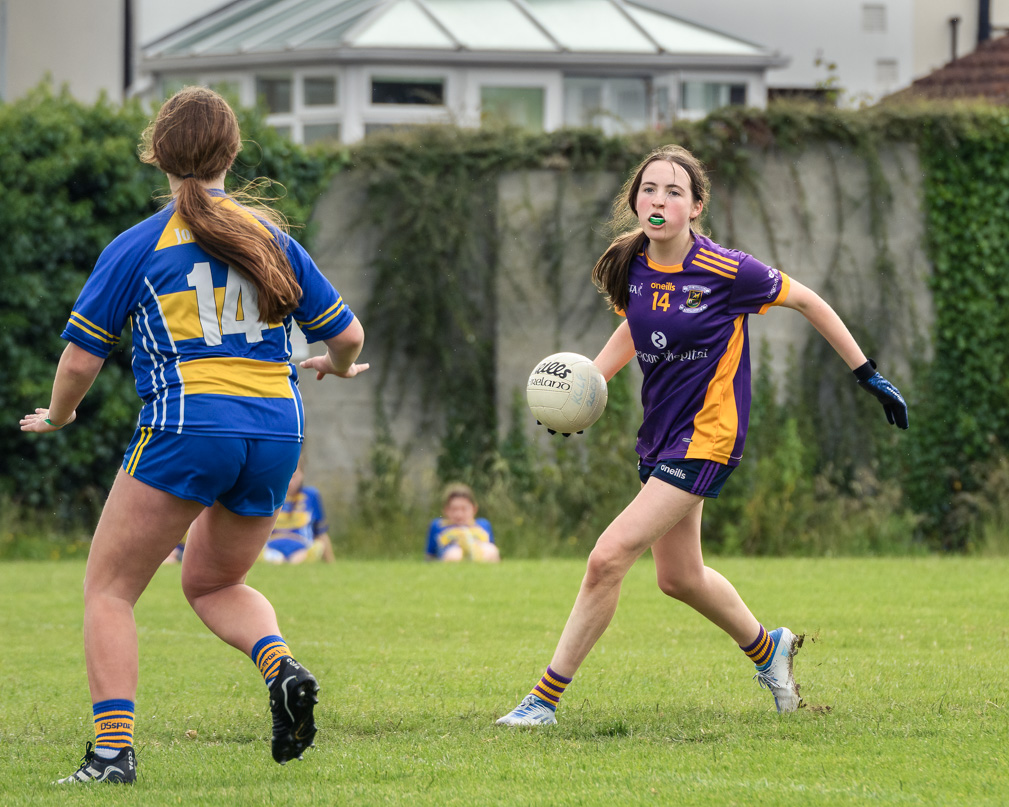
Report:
648,216,665,225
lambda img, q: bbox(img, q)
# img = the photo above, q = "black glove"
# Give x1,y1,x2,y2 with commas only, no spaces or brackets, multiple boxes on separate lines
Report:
854,359,909,430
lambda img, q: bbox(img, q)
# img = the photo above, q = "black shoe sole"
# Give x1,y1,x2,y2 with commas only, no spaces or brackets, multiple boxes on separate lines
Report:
271,677,319,764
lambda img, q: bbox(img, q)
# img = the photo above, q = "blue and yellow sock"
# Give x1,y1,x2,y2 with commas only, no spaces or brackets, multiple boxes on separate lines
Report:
252,635,292,687
740,624,775,670
92,698,134,759
530,666,572,711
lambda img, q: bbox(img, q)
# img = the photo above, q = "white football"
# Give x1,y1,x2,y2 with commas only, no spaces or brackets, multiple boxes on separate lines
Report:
526,352,608,435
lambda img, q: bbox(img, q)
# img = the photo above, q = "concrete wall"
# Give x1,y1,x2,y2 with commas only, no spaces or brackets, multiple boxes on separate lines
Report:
1,0,126,102
306,143,931,504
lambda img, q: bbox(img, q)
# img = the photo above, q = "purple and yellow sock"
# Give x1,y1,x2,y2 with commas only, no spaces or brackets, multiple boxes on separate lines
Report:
93,698,134,759
252,635,292,687
530,666,572,711
740,624,775,670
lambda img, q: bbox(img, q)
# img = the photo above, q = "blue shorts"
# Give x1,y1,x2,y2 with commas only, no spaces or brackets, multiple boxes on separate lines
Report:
264,537,310,559
122,427,301,517
638,458,734,499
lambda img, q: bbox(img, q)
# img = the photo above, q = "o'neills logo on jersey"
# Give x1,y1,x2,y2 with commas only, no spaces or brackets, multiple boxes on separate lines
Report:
679,284,711,313
651,281,677,291
765,267,781,298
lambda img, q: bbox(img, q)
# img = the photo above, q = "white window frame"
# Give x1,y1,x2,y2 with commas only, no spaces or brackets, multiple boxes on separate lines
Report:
673,72,763,122
359,66,458,135
464,69,560,132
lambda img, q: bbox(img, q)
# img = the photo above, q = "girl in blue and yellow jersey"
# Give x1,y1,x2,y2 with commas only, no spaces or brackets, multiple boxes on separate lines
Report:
262,454,335,564
497,145,908,728
21,87,368,783
425,483,500,563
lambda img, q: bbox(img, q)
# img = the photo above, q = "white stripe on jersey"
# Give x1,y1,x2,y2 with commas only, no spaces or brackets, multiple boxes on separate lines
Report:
143,278,185,433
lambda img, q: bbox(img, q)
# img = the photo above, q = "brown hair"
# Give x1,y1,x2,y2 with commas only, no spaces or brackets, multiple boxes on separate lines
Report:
139,86,302,323
591,145,710,312
442,482,477,508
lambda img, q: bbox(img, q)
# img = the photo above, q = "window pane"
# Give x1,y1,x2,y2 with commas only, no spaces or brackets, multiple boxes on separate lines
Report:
256,76,293,113
481,87,544,131
365,123,417,136
563,79,603,127
304,76,337,107
371,77,444,105
681,81,746,113
612,78,647,131
862,3,886,32
271,125,292,138
304,122,341,144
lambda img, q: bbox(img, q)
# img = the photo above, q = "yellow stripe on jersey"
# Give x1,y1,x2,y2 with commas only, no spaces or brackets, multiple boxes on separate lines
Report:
693,254,736,279
126,427,154,475
69,312,119,345
757,272,791,314
698,247,739,269
298,298,345,331
179,357,295,399
686,315,745,463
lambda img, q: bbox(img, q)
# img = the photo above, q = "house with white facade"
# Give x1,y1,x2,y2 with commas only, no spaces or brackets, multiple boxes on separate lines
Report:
136,0,788,144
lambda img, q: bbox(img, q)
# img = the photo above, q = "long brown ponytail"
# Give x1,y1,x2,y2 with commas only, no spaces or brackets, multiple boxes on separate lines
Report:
592,145,710,312
139,87,302,323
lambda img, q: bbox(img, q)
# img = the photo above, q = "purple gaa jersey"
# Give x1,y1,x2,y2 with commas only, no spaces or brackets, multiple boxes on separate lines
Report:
621,234,790,466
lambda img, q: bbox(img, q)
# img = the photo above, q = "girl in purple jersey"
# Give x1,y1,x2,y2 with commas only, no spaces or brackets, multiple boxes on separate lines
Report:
498,144,907,727
21,87,369,782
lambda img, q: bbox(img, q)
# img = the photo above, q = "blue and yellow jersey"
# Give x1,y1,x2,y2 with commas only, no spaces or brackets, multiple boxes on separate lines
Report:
61,192,353,441
425,517,494,559
622,234,790,466
268,485,328,552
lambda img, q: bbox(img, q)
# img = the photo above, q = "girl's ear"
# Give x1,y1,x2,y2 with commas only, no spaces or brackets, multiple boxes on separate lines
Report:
690,199,703,221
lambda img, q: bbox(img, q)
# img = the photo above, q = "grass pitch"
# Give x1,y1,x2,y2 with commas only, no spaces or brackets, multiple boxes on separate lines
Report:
1,557,1006,805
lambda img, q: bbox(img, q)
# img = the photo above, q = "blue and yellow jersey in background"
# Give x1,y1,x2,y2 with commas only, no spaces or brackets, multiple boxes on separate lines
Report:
61,192,353,441
425,517,495,559
268,485,328,553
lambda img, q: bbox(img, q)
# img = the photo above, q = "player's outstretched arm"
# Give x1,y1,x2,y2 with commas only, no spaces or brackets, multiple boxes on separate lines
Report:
20,343,105,433
593,320,636,382
779,279,908,429
299,315,369,380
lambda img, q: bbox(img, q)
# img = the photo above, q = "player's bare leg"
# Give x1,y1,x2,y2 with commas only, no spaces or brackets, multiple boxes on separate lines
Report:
180,502,282,653
83,470,205,703
652,500,801,712
549,480,703,676
181,502,319,762
498,480,700,725
650,501,760,644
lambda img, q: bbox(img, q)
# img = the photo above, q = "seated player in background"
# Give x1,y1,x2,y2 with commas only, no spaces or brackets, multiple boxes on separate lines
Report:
425,483,500,563
261,454,334,564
